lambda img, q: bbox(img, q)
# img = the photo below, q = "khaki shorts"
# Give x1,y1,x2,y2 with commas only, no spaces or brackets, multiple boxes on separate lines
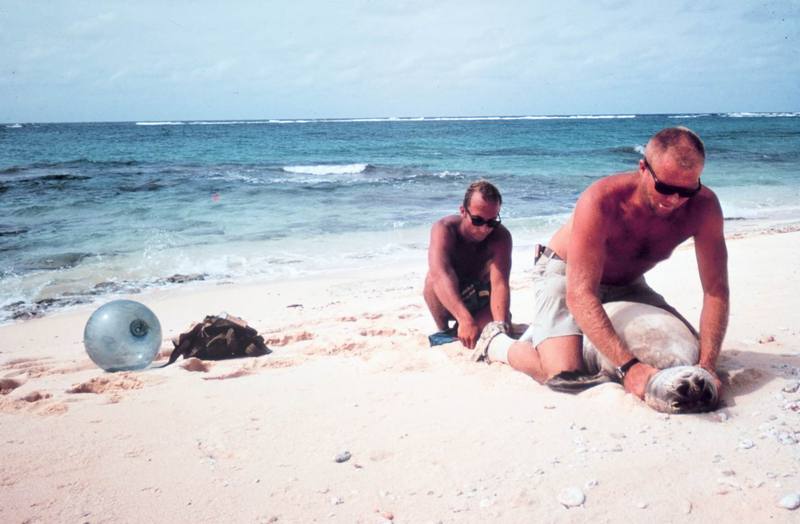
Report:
519,251,695,348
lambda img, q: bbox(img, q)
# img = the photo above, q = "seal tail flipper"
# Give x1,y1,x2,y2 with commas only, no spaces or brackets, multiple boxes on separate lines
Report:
545,370,613,393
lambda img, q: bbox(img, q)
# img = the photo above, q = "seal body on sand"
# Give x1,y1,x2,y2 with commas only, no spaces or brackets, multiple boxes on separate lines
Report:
581,301,719,414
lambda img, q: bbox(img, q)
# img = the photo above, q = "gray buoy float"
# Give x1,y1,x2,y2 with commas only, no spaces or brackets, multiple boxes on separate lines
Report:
83,300,162,372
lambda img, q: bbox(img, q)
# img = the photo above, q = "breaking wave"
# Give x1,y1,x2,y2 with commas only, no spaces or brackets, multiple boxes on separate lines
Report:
282,163,371,175
723,112,800,118
135,121,185,126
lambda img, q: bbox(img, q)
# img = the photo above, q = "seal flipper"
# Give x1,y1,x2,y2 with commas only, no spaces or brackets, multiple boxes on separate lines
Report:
545,370,613,393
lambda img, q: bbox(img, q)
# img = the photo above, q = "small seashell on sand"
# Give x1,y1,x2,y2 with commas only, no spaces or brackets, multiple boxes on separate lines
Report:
783,381,800,393
778,493,800,510
558,487,585,508
334,451,352,463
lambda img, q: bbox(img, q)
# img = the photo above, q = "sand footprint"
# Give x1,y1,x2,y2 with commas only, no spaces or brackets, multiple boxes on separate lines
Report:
2,357,44,368
202,368,251,381
0,389,64,416
266,331,314,346
20,390,52,403
0,371,28,395
67,373,146,395
255,357,300,369
359,328,397,337
2,357,53,379
325,340,367,355
50,362,100,375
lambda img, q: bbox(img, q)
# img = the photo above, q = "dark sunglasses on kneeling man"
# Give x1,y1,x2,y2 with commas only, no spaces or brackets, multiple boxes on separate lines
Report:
643,158,702,198
465,208,501,228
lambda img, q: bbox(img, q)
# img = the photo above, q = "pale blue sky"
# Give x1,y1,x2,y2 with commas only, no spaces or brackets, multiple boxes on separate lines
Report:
1,0,798,123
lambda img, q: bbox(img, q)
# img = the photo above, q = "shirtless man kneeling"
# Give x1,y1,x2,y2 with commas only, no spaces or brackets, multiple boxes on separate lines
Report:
424,180,512,349
472,127,728,400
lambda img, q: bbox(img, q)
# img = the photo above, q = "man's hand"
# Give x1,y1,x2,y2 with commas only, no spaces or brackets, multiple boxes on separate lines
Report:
622,362,659,399
700,365,723,394
457,317,480,349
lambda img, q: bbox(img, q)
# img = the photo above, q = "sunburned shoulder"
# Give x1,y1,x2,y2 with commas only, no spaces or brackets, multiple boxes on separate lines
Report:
683,185,724,219
430,215,462,242
432,214,461,231
694,185,721,205
491,223,512,242
580,172,637,208
586,172,636,195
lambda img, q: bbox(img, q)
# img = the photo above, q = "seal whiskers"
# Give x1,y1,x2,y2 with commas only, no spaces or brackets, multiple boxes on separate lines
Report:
645,365,719,413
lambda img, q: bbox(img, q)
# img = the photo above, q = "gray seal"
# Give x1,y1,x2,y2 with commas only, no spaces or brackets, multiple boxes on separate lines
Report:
549,301,719,414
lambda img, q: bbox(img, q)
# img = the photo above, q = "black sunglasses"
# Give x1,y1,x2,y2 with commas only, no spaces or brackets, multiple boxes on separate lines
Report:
465,208,501,228
643,158,702,198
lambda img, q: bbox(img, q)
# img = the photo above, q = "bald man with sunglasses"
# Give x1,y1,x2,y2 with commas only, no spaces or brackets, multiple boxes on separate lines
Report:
473,127,728,400
424,180,513,349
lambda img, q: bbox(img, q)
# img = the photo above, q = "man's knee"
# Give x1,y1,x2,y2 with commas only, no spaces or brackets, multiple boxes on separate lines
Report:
536,335,584,378
423,273,439,303
423,274,452,328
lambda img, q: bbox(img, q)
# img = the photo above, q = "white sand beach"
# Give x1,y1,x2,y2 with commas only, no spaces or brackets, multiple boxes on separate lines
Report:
2,228,800,523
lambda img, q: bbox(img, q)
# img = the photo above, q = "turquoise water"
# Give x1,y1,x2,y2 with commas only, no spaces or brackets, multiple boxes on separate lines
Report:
2,113,799,321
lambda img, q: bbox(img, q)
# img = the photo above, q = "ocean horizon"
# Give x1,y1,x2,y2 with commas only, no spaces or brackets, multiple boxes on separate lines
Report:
2,112,799,323
5,111,800,127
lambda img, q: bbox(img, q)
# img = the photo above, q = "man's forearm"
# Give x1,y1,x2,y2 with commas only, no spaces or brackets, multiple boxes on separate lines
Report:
490,282,510,325
432,270,472,324
568,290,631,366
698,293,729,371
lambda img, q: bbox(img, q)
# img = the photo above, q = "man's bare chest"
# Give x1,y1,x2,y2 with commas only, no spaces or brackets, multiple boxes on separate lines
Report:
450,242,492,278
605,218,693,266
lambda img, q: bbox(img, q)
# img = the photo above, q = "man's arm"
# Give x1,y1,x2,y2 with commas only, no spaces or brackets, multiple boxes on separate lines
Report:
693,194,729,383
565,189,658,398
487,226,513,327
427,221,479,347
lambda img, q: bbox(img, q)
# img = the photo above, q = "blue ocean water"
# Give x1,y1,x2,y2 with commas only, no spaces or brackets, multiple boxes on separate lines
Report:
2,113,799,322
